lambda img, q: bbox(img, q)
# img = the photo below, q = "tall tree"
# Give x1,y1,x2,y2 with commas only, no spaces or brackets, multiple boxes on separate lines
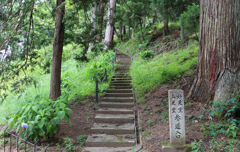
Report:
189,0,240,101
103,0,117,51
50,0,65,100
98,0,106,41
88,1,97,53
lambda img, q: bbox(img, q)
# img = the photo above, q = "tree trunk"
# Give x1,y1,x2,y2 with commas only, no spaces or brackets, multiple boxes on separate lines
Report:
189,0,240,102
128,26,130,39
119,27,123,41
140,19,144,41
122,26,126,35
98,0,105,41
103,0,117,51
131,27,134,39
180,21,184,41
113,26,120,39
50,0,65,101
163,19,168,36
88,2,97,53
153,10,157,24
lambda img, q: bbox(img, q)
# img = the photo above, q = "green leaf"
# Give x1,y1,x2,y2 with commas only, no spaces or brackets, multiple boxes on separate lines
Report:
46,123,52,133
65,108,73,114
58,111,65,120
52,117,60,126
64,114,70,122
39,128,45,136
38,118,45,128
8,118,14,128
35,115,40,122
32,106,38,112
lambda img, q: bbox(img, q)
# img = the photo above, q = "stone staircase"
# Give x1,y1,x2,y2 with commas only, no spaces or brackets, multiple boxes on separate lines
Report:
83,51,141,152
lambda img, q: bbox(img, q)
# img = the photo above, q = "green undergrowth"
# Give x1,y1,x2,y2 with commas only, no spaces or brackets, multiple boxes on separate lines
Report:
0,44,116,125
131,40,198,103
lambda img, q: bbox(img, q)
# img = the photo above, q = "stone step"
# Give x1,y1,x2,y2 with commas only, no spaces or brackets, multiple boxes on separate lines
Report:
100,102,134,108
105,93,133,97
97,108,134,114
95,114,135,123
112,76,131,79
103,97,134,102
110,83,131,87
85,134,136,147
109,86,132,89
111,78,132,81
116,69,129,72
116,67,129,70
106,89,133,93
83,147,137,152
90,123,135,134
111,80,132,83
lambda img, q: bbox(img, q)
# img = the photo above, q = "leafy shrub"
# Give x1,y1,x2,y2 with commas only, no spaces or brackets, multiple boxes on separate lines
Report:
207,93,240,120
87,50,117,81
140,50,155,60
191,139,205,152
180,4,200,38
8,95,73,141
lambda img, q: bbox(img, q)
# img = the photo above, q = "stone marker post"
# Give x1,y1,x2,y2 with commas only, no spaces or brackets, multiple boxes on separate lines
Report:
168,89,185,145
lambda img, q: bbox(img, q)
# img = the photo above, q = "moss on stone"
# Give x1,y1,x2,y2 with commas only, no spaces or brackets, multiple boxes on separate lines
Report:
162,141,192,151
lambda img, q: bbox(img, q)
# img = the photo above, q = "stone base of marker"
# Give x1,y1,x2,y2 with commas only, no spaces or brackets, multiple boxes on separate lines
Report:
162,141,192,152
162,145,187,152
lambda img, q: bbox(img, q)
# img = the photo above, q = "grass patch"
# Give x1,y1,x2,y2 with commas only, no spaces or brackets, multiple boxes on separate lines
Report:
130,40,198,103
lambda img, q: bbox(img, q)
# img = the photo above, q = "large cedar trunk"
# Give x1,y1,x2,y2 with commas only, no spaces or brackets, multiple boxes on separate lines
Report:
50,0,65,101
189,0,240,101
88,2,97,53
98,0,105,41
103,0,116,51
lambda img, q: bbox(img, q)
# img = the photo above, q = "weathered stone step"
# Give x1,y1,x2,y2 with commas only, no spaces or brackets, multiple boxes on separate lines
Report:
113,75,130,78
90,123,135,134
116,69,129,73
97,108,134,114
95,114,135,123
106,89,133,93
85,134,136,147
116,67,129,70
111,78,132,81
113,74,130,77
109,86,132,89
110,83,131,87
103,97,134,102
110,80,132,83
83,146,137,152
100,102,134,108
105,93,133,97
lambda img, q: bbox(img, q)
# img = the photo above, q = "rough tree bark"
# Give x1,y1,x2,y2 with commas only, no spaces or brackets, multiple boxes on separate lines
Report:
122,26,126,35
88,2,97,53
153,10,157,24
103,0,117,51
163,19,169,36
139,19,144,41
50,0,65,100
128,26,130,39
131,27,134,39
98,0,105,41
189,0,240,101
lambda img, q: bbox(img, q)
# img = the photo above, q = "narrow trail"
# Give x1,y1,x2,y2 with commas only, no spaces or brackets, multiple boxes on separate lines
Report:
83,51,142,152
